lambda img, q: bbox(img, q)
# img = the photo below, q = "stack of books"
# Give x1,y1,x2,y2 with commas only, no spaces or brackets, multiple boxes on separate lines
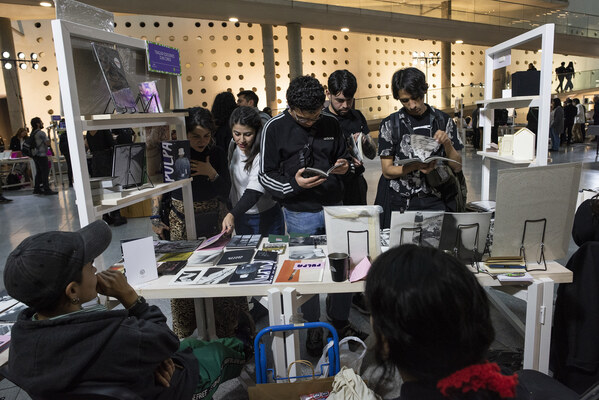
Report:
482,256,526,275
90,177,124,205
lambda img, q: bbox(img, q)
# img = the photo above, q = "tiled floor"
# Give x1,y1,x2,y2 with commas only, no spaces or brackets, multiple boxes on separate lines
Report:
0,139,597,399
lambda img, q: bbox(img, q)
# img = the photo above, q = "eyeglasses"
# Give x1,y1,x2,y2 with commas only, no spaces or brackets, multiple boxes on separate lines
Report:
291,109,322,124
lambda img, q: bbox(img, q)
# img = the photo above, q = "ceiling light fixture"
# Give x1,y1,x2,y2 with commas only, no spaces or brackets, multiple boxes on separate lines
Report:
228,17,238,22
39,1,53,6
455,39,464,44
340,27,350,32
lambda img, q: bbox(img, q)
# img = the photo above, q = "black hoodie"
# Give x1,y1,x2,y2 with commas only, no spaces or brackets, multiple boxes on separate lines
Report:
4,300,199,399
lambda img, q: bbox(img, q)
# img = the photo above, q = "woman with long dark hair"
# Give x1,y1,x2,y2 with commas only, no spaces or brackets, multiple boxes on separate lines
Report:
211,91,237,151
152,107,239,340
221,106,284,235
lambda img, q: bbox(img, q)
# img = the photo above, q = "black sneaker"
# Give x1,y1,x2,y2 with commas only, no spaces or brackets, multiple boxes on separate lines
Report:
33,189,43,195
329,320,369,342
306,327,324,358
351,293,370,315
43,190,58,195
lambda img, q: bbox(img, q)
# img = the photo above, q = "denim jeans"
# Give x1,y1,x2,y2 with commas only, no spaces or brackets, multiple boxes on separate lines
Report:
283,208,325,235
235,204,285,236
550,127,560,150
283,208,352,323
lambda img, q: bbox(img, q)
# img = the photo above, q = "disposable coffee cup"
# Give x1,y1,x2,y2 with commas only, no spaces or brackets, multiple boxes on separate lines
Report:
328,252,350,282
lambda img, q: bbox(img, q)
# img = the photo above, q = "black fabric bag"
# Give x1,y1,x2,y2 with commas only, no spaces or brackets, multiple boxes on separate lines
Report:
21,132,38,157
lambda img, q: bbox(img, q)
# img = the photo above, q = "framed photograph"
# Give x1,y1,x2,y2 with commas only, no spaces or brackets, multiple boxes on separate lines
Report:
112,143,146,188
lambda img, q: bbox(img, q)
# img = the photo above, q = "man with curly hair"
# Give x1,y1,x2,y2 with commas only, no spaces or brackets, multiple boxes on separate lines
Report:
259,75,365,356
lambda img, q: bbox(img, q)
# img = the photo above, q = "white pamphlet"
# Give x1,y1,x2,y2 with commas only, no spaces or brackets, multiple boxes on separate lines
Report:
122,237,159,286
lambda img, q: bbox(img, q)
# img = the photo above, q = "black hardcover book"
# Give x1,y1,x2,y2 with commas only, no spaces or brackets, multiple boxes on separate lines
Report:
253,250,278,262
154,239,203,254
216,249,255,266
161,140,191,183
157,261,187,276
228,261,277,285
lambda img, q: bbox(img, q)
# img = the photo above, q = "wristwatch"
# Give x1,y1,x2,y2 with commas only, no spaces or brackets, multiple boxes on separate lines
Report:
127,296,145,309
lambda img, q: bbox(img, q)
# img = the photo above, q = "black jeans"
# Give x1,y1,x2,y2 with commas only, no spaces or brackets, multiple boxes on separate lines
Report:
33,156,50,191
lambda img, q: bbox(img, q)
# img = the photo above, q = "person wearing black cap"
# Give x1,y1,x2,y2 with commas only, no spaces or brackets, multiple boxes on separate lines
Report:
3,220,245,399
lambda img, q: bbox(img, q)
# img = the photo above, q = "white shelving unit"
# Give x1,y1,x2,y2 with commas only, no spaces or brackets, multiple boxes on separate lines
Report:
52,19,196,238
479,24,554,200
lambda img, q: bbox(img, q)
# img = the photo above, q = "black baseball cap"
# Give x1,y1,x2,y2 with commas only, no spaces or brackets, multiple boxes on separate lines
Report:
4,220,112,311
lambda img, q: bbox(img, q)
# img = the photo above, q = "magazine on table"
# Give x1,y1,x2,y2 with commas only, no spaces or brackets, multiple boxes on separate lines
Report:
288,246,326,260
253,250,278,263
228,261,277,285
157,261,187,276
262,243,287,254
186,249,223,267
226,234,262,249
289,234,315,247
216,249,255,266
170,269,204,285
195,267,236,285
153,239,204,254
158,252,193,262
275,259,324,283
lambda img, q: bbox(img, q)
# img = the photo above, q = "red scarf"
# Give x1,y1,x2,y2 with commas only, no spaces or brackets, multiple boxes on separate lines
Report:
437,362,518,398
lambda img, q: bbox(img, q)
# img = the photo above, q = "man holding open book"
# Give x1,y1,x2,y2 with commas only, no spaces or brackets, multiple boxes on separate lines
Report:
377,67,463,227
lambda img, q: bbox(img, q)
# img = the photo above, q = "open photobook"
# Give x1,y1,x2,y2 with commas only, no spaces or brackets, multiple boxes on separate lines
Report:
91,42,137,113
398,135,460,166
303,163,344,178
112,143,147,189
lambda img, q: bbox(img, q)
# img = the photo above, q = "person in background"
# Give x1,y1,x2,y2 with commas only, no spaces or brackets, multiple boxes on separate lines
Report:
471,104,483,150
366,245,579,400
236,90,271,126
593,95,599,127
573,98,586,142
262,107,272,117
221,106,284,236
211,91,237,151
57,120,74,187
151,107,243,341
564,61,575,92
555,61,566,93
550,98,563,152
259,75,362,357
30,117,57,196
86,129,126,226
2,220,245,399
9,127,32,186
563,98,577,145
322,69,377,206
10,127,28,152
528,63,537,71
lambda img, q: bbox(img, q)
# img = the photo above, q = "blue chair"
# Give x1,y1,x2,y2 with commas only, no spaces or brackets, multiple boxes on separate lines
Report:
254,321,340,384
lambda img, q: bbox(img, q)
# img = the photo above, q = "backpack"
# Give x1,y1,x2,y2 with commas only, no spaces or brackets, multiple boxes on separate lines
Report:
21,131,38,157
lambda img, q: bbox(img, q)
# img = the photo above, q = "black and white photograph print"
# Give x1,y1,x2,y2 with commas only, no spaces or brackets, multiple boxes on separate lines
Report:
289,234,315,247
390,211,444,248
170,269,204,285
288,245,326,260
196,267,236,285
